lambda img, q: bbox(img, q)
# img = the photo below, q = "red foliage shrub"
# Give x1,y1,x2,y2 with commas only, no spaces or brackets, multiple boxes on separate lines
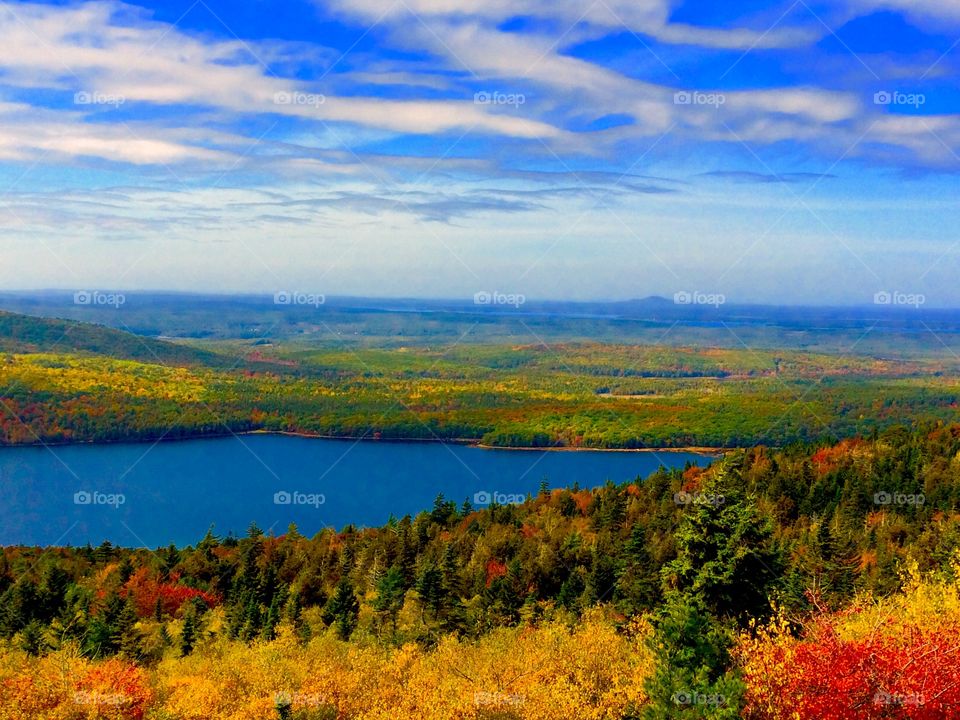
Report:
742,616,960,719
485,559,508,587
122,568,218,617
74,657,154,720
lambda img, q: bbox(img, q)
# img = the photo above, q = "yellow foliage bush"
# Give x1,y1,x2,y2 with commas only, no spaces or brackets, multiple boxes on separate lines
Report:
154,611,652,720
0,612,652,719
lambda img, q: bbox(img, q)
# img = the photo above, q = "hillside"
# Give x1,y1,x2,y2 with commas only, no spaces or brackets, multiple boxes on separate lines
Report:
0,311,223,367
1,315,960,447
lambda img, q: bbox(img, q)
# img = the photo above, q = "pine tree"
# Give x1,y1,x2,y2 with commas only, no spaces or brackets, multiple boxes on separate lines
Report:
415,563,445,621
588,537,618,604
643,593,744,719
616,522,660,612
373,566,406,637
19,620,44,656
180,609,197,657
38,564,70,623
324,579,359,640
663,464,781,623
262,596,282,641
117,599,142,659
240,596,262,641
0,578,40,638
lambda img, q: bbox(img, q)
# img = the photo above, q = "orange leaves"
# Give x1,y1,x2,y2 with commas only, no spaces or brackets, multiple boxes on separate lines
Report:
122,567,219,617
484,559,508,587
0,653,151,720
75,657,154,720
809,438,868,476
739,578,960,720
742,620,960,719
571,490,593,514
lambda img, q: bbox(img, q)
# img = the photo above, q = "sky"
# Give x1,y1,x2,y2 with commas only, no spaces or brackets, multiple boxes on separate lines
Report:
0,0,959,306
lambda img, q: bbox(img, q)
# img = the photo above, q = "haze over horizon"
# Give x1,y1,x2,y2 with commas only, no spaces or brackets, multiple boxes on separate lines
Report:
0,0,958,306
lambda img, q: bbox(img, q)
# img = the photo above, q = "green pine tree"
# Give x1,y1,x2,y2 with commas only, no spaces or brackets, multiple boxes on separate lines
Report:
324,579,359,640
373,565,406,636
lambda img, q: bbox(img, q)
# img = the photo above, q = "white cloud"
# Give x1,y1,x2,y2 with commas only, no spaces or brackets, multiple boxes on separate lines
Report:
0,0,566,169
846,0,960,25
324,0,819,50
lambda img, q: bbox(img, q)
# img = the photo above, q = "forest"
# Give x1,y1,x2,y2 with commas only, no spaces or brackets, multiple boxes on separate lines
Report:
2,423,960,718
2,307,960,450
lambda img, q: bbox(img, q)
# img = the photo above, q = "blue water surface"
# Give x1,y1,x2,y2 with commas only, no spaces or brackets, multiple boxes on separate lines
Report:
0,435,712,546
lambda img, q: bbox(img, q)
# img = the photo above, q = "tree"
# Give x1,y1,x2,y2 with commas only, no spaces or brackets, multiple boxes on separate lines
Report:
373,566,406,636
430,494,457,526
0,578,39,638
643,593,744,719
663,463,781,623
262,595,283,641
415,563,445,621
18,620,44,656
117,600,143,659
324,579,359,640
616,522,661,612
180,608,197,656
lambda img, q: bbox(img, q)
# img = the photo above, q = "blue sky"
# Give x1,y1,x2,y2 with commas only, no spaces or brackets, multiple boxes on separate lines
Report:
1,0,959,306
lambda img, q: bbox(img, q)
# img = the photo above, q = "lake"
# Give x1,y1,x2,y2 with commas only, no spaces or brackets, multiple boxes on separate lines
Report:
0,435,713,546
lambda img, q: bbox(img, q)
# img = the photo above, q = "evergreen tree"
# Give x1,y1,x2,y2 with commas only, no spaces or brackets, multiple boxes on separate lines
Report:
324,579,359,640
262,595,282,641
415,563,445,621
663,463,781,623
643,593,744,719
0,578,40,638
616,522,661,612
117,599,142,659
180,609,198,657
373,565,406,636
19,620,45,656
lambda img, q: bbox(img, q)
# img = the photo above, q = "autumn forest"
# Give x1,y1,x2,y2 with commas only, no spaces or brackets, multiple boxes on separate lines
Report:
2,305,960,718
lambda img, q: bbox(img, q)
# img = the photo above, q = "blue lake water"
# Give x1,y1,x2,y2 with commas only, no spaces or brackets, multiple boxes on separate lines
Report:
0,435,713,547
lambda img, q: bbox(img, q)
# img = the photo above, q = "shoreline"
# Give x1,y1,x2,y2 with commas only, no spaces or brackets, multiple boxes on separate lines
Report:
471,442,724,456
0,428,727,456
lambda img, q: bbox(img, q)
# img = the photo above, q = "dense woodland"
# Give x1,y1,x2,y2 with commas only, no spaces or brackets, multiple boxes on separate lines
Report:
2,329,960,449
2,424,960,717
3,312,960,717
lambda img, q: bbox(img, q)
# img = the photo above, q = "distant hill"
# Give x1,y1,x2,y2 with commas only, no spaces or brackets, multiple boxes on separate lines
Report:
0,311,223,366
